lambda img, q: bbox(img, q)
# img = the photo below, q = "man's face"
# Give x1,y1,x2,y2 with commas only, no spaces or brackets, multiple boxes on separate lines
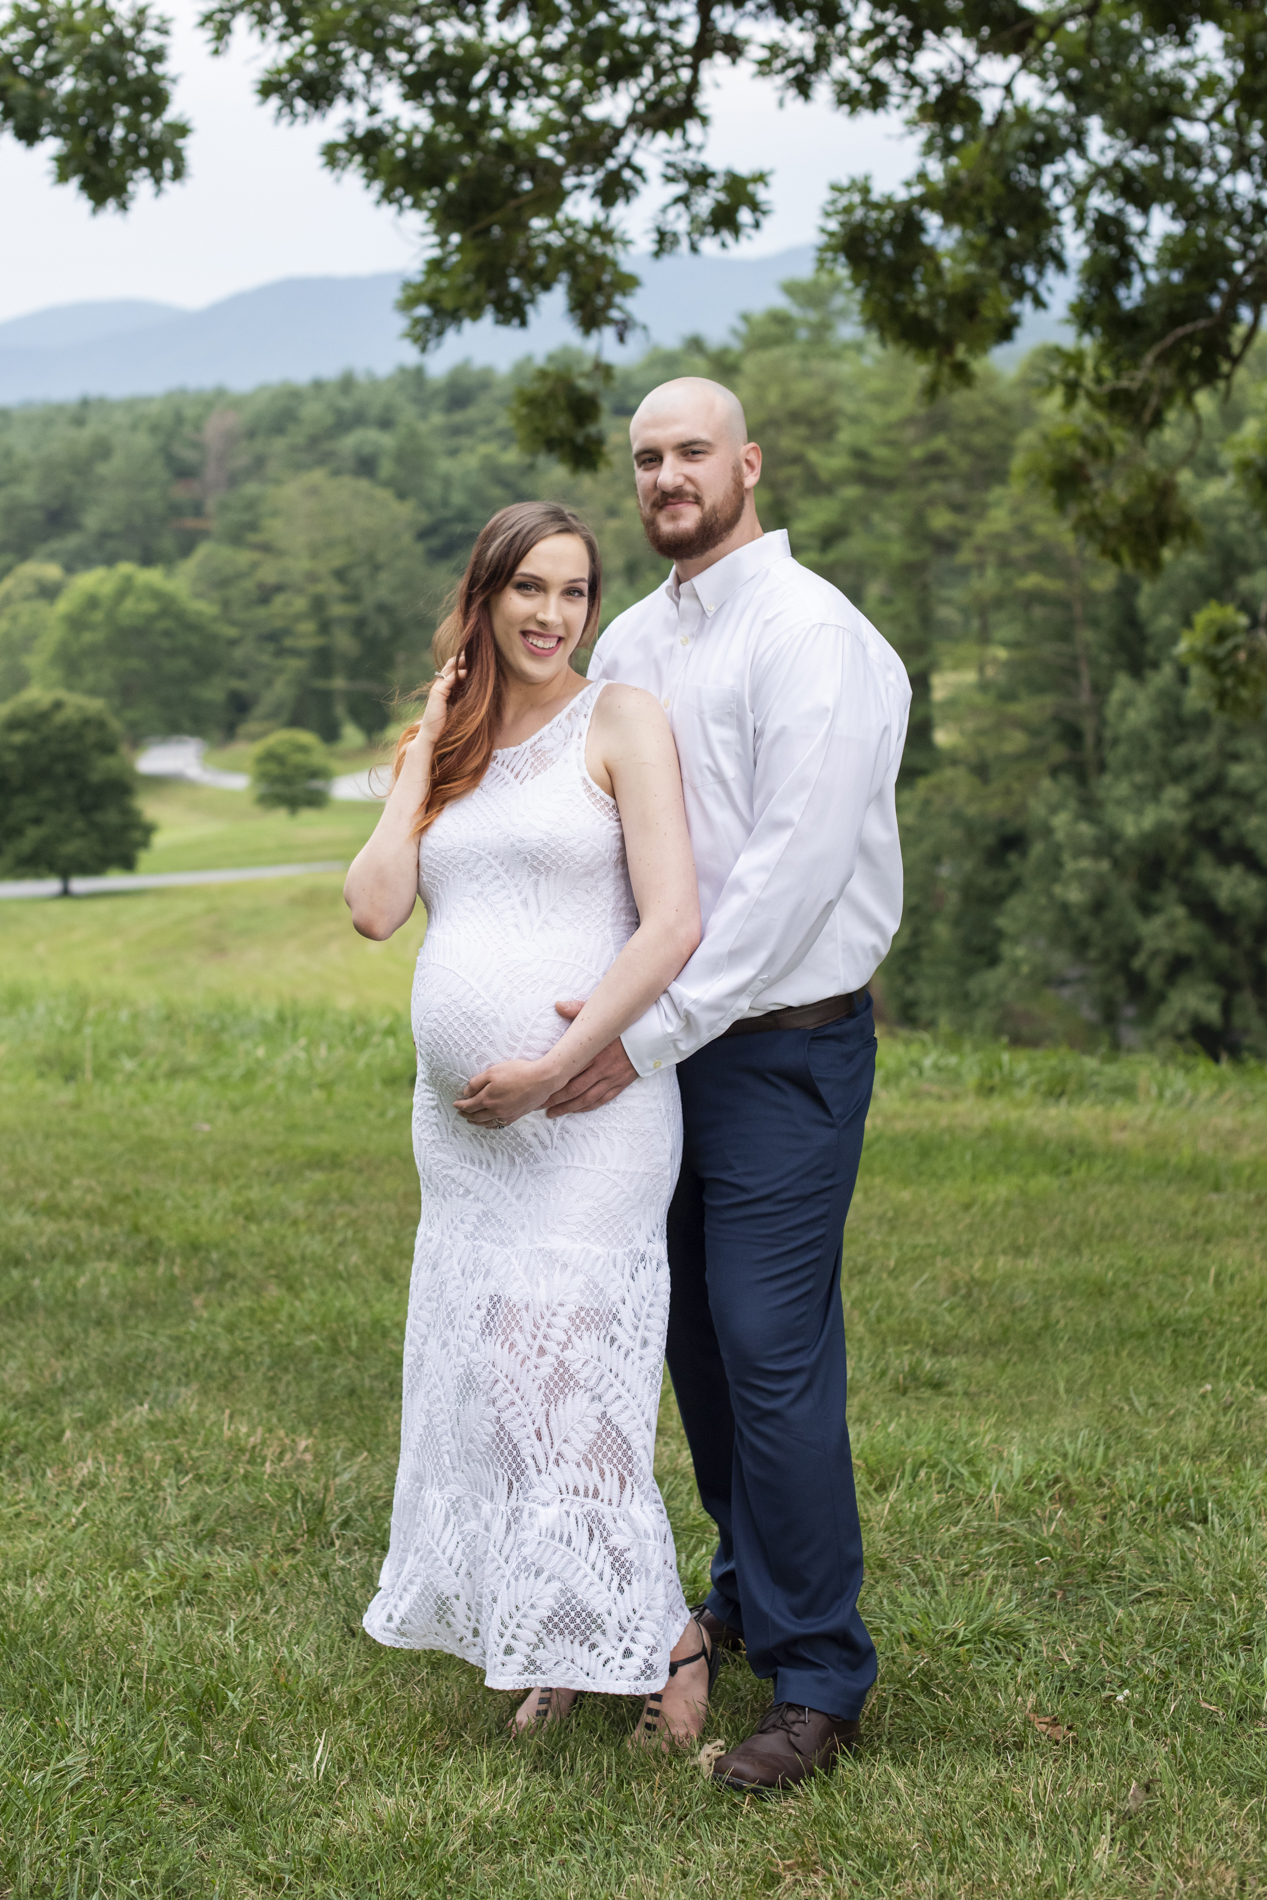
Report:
630,400,755,562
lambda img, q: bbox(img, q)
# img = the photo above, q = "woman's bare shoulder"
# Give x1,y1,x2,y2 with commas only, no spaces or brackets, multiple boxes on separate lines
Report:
592,680,671,736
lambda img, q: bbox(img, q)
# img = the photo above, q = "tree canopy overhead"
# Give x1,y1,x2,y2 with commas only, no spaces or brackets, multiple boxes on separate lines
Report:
4,0,1266,489
0,0,187,207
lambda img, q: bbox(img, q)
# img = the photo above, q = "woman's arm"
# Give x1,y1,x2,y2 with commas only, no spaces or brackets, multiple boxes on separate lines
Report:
455,685,699,1125
343,656,461,940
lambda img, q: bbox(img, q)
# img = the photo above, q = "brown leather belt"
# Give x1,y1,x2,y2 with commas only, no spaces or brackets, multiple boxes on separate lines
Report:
721,991,862,1039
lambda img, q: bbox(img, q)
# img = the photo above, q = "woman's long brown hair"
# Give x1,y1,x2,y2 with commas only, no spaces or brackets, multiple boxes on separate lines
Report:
393,501,602,837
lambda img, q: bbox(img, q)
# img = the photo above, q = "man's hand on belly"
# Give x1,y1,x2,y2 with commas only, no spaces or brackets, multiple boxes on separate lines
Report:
544,1001,639,1117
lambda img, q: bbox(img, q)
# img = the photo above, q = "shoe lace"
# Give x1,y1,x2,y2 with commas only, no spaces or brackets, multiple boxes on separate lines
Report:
755,1702,813,1741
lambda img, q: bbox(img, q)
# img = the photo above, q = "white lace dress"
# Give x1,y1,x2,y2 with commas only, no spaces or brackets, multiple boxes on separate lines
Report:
363,682,689,1693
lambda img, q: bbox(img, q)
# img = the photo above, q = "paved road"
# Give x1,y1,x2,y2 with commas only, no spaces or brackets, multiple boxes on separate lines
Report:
135,736,250,790
134,734,384,801
0,862,347,901
329,766,388,801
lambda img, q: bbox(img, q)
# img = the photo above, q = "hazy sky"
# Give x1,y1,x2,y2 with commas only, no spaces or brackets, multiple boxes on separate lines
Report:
0,5,917,324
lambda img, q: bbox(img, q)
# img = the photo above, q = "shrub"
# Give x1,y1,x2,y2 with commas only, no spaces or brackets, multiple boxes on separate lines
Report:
251,728,332,815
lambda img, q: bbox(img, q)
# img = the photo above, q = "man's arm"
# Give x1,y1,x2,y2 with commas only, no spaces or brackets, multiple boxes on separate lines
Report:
547,620,908,1114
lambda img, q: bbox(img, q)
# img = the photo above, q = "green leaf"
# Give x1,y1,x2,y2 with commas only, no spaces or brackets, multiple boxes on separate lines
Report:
1017,414,1199,575
0,0,188,209
1177,602,1267,725
509,364,613,472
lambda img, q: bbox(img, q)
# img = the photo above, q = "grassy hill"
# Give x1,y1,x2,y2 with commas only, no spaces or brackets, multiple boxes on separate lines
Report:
132,752,383,878
1,869,1265,1895
4,770,410,1009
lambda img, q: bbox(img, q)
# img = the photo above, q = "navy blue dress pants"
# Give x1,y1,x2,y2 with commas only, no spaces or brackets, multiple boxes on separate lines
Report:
665,999,879,1720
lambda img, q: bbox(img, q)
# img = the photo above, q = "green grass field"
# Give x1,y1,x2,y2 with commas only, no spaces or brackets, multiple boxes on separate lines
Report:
2,877,425,1011
130,773,382,879
3,777,416,1011
2,864,1265,1895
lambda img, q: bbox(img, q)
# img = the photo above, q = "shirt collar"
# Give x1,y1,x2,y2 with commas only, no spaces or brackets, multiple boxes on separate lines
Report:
664,529,791,614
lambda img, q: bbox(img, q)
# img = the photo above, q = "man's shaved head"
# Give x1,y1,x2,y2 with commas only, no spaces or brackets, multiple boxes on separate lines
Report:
630,377,749,448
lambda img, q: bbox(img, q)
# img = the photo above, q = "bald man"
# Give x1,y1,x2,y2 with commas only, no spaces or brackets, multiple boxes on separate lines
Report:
547,378,911,1791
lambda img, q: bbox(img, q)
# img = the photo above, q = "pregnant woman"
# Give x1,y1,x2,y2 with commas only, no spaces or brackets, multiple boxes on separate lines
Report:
344,501,715,1744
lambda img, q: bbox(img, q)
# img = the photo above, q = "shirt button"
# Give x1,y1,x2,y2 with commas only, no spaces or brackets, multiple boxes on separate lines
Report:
652,1060,662,1070
662,697,670,709
680,635,689,646
705,604,715,614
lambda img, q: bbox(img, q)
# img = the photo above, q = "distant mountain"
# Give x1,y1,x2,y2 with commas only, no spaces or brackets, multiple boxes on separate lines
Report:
0,299,182,354
0,250,1071,406
0,249,820,406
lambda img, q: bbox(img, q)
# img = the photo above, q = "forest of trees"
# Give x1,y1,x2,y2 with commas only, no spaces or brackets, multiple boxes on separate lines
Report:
1,278,1264,1058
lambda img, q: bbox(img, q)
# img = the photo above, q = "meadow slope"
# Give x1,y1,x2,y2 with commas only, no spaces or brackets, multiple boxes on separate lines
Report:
1,875,1264,1896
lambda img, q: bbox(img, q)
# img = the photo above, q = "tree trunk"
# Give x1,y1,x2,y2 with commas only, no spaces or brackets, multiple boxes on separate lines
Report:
1069,541,1099,783
898,566,938,782
901,663,937,783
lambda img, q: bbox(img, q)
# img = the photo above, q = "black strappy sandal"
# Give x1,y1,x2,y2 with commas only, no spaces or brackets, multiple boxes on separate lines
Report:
633,1616,721,1749
509,1687,583,1737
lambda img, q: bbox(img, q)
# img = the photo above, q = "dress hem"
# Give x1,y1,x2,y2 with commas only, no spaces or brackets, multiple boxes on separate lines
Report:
361,1606,685,1697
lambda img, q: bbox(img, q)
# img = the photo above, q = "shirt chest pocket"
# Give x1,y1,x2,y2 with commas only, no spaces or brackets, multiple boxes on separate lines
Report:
672,684,744,788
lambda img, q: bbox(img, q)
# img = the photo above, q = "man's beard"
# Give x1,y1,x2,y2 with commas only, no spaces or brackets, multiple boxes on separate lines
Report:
641,462,747,561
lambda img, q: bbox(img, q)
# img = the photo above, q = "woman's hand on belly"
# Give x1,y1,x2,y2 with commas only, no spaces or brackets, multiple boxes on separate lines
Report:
453,1056,563,1127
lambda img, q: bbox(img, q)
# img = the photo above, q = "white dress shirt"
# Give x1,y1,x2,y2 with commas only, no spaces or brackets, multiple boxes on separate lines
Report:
588,529,911,1075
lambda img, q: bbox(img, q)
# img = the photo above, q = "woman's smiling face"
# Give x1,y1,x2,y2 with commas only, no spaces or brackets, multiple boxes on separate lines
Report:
489,532,592,687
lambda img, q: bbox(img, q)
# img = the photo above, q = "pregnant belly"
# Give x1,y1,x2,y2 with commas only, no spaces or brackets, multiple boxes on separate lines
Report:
411,946,606,1098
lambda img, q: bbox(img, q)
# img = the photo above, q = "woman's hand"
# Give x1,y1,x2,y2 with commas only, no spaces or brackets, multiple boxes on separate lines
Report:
413,652,466,753
454,1058,559,1127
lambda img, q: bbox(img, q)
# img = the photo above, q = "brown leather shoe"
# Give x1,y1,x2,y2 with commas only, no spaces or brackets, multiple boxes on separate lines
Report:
712,1703,860,1792
688,1602,745,1656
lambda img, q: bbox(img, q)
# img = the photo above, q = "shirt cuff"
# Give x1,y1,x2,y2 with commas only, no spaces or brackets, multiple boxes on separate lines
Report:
620,1006,676,1078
